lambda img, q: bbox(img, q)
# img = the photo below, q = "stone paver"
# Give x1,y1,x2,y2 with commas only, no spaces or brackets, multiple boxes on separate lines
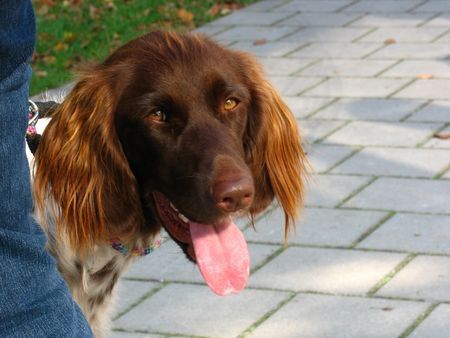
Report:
323,121,442,147
395,79,450,100
358,213,450,254
410,304,450,338
299,59,396,77
407,100,450,122
299,119,346,143
331,147,450,177
343,177,450,213
279,13,360,27
312,98,425,121
56,1,450,336
381,60,450,79
305,174,373,207
377,255,450,302
114,284,290,337
369,43,450,59
303,78,411,98
344,0,423,13
275,0,353,13
289,42,382,59
283,96,335,119
359,27,447,43
246,207,388,247
268,75,324,96
306,143,356,173
249,294,428,338
250,247,406,294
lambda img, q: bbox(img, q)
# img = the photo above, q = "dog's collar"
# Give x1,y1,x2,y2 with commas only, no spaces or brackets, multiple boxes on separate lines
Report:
110,237,162,256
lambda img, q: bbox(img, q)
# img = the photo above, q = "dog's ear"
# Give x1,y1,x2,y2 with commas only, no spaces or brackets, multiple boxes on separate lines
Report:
34,66,143,253
239,54,308,238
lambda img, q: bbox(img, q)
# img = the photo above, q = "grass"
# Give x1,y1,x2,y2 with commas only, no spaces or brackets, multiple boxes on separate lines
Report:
31,0,257,95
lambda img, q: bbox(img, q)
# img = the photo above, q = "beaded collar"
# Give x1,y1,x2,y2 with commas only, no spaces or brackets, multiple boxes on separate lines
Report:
110,237,162,256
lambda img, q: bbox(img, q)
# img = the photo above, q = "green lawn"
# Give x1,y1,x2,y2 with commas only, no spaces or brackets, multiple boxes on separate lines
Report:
31,0,256,95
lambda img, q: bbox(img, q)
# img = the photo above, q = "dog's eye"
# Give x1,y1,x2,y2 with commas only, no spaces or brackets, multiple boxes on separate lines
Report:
224,98,239,111
148,110,167,122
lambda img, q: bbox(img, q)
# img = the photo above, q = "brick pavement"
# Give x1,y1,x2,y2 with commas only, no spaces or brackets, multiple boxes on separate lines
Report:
84,1,450,337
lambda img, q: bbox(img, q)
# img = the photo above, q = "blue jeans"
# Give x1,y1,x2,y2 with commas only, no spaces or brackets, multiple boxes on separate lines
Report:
0,1,92,337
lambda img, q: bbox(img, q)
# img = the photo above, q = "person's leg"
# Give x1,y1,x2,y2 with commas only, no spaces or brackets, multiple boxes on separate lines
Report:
0,1,92,337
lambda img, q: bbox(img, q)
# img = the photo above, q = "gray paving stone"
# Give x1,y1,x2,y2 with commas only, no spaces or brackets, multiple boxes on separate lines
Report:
282,27,371,43
238,0,287,12
395,79,450,100
350,13,433,27
415,109,449,130
249,294,428,338
303,78,410,98
231,40,305,57
343,177,450,214
124,240,279,283
423,13,450,27
250,247,406,294
377,255,450,301
312,98,425,121
300,59,396,77
114,280,160,317
331,147,450,177
245,206,388,247
306,143,356,173
258,57,315,76
210,11,291,26
213,25,298,42
299,119,346,143
268,76,324,96
305,174,373,207
275,0,353,13
423,126,450,149
408,100,450,122
359,27,447,43
381,60,450,78
194,24,230,37
283,96,335,119
279,13,360,27
410,304,450,338
288,42,382,59
114,284,289,337
110,331,163,338
323,121,442,147
415,0,450,12
369,43,450,59
358,213,450,254
344,0,423,13
435,31,450,42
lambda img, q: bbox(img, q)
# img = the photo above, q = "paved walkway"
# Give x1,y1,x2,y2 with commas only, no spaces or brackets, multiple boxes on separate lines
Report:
108,1,450,337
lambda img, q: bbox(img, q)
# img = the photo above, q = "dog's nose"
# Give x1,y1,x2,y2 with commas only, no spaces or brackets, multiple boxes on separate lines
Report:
212,177,254,213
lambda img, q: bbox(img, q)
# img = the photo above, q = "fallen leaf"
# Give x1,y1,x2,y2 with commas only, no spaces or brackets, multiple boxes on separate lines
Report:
177,8,194,25
63,31,76,43
208,4,221,16
417,73,433,80
382,307,394,312
384,38,396,45
253,39,267,46
35,70,48,78
38,0,55,7
53,42,68,52
433,132,450,140
42,55,56,65
89,5,101,19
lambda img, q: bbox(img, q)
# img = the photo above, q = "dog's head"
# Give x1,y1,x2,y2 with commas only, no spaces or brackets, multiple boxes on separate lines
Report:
34,32,307,292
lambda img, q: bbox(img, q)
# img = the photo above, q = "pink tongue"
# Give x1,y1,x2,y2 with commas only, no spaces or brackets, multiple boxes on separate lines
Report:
190,218,249,296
